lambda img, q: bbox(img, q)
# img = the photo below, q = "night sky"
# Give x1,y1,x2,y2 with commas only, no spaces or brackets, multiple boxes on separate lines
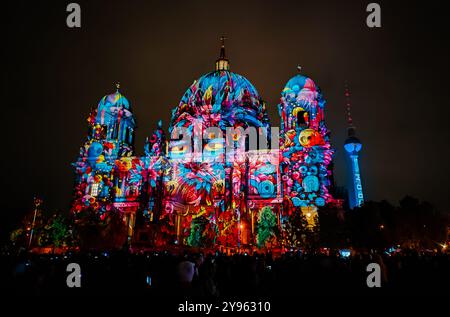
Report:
2,0,450,228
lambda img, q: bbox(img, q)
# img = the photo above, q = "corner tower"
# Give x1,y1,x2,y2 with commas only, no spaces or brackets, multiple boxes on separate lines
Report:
72,84,137,216
278,69,335,227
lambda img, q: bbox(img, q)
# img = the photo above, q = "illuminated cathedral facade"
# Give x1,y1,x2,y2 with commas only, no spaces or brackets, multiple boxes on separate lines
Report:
71,42,343,250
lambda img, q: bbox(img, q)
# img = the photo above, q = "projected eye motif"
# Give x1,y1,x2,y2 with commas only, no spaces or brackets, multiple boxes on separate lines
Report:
299,129,324,147
299,166,308,175
170,140,189,155
309,165,318,176
165,181,178,194
171,146,187,154
204,139,224,152
117,159,132,172
258,180,275,198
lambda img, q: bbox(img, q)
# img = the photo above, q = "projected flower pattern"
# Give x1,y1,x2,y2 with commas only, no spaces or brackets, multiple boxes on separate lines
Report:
71,69,335,246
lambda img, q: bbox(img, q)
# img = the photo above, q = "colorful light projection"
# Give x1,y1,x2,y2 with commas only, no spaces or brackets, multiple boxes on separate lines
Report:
72,87,142,218
163,68,281,244
169,70,271,140
278,74,334,224
71,54,336,248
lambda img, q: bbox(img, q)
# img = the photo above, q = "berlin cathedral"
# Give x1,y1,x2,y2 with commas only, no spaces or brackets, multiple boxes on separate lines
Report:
71,40,357,251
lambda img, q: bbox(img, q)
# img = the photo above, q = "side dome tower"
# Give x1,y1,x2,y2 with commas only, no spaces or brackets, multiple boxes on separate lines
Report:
72,83,138,219
278,68,335,227
86,83,136,159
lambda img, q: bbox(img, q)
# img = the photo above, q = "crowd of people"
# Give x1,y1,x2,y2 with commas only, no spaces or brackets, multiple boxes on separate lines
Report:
1,249,448,296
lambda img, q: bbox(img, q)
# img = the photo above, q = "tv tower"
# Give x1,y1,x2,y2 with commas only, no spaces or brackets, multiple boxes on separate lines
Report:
343,83,364,209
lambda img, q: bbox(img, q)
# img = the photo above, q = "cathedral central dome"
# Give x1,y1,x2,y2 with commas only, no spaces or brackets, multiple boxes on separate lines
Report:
171,50,273,138
169,69,270,134
189,70,259,100
169,37,270,133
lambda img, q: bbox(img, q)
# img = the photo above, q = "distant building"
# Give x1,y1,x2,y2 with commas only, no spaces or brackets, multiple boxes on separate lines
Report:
343,85,365,209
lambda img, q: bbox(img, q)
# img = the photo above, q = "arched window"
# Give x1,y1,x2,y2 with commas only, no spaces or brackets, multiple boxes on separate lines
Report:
245,136,250,152
112,122,119,139
297,110,307,126
90,183,100,197
88,125,94,139
128,128,134,144
101,125,108,139
124,127,130,144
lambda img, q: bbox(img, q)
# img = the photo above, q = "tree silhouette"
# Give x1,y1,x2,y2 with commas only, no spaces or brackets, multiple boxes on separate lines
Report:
187,216,209,248
283,208,309,248
256,206,279,248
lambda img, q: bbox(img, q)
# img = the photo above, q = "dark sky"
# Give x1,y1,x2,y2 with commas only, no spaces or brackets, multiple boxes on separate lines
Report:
2,0,450,219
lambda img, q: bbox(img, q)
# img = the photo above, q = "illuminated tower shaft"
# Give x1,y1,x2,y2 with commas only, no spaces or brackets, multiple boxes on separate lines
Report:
348,153,364,208
343,84,364,209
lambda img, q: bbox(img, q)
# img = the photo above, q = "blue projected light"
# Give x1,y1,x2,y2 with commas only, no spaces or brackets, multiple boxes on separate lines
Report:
345,140,364,209
344,142,362,153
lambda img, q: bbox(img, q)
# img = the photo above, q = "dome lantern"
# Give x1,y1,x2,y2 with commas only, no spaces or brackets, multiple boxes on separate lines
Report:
215,36,230,71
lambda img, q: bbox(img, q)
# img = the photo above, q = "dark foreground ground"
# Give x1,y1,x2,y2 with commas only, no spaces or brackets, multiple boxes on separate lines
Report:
1,250,448,297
